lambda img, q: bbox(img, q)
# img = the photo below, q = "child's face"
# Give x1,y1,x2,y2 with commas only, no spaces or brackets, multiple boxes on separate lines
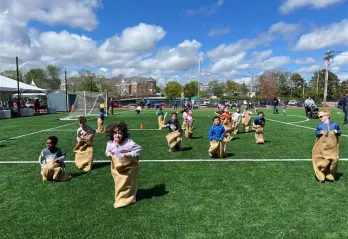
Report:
188,110,192,115
46,139,56,150
79,122,86,128
223,107,228,112
258,114,264,119
171,114,177,120
213,118,220,125
113,129,124,143
236,108,240,113
319,114,329,123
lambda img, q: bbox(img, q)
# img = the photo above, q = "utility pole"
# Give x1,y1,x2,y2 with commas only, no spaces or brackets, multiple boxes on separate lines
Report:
316,71,320,94
250,70,253,99
65,71,68,112
323,51,334,107
197,59,201,109
16,57,21,115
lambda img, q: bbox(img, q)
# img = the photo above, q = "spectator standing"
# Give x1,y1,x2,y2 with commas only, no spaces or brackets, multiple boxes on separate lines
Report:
304,96,316,119
271,97,279,114
342,93,348,125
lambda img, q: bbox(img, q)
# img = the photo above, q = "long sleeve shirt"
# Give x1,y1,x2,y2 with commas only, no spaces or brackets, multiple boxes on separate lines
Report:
254,117,265,127
105,139,142,159
304,99,315,107
208,124,226,141
166,119,182,133
39,147,67,168
315,121,341,137
232,112,242,123
77,125,96,139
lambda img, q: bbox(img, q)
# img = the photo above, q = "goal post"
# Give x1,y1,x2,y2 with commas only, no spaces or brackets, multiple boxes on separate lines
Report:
59,91,108,120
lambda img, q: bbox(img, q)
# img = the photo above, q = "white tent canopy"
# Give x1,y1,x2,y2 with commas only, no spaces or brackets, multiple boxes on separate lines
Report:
0,75,46,92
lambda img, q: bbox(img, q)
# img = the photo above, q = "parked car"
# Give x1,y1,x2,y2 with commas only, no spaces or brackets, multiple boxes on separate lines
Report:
107,101,119,108
288,100,298,106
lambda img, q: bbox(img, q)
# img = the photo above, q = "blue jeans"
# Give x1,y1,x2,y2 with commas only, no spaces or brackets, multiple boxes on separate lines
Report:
344,107,348,124
273,106,278,114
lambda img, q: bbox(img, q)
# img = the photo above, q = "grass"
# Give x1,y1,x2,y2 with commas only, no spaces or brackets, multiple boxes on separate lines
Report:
1,107,348,238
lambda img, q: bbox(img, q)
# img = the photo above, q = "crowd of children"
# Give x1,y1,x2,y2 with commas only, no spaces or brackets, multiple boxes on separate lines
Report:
38,102,343,210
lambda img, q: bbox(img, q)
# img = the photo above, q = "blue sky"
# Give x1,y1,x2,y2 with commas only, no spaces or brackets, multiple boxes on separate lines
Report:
0,0,348,85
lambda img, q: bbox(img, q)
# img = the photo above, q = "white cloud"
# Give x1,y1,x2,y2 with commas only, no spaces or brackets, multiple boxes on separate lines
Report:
139,40,202,70
206,34,271,61
332,51,348,66
251,50,273,62
208,26,230,36
39,31,97,63
107,23,167,52
279,0,344,14
1,0,100,31
269,21,299,36
296,64,321,74
99,67,109,72
295,19,348,51
210,52,246,72
207,21,296,61
254,56,291,71
295,57,317,64
185,0,224,16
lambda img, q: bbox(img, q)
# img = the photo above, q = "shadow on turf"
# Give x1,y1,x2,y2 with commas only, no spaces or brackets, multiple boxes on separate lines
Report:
93,162,110,169
180,146,193,151
191,136,203,139
70,172,87,178
0,144,7,147
137,184,169,201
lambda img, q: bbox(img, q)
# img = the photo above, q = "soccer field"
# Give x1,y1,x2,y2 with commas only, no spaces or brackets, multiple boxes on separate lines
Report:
1,108,348,238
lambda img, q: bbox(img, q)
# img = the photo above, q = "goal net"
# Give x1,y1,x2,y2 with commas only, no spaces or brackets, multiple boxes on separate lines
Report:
59,91,107,120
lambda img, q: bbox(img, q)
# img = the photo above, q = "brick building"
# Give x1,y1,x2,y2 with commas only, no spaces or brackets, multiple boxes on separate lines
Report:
113,76,156,98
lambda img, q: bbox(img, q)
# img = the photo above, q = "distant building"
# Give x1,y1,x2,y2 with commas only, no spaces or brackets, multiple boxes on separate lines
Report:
113,76,156,98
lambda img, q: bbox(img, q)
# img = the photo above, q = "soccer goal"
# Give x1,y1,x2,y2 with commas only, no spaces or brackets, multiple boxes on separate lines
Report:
59,91,108,120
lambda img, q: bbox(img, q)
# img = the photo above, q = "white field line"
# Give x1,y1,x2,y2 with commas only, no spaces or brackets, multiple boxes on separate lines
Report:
266,118,348,138
0,121,79,143
46,129,161,132
2,158,348,164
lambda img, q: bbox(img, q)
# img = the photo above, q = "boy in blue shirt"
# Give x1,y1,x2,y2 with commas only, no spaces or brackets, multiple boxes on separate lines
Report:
253,111,265,144
312,110,341,182
208,116,227,158
96,108,105,133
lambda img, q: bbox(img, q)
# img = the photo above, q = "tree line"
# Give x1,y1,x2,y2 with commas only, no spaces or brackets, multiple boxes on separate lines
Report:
164,70,347,101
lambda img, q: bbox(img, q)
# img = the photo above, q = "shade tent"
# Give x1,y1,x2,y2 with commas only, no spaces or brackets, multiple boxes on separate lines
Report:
0,75,46,92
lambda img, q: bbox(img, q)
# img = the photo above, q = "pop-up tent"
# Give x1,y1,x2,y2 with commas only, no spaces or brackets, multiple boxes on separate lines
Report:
0,75,46,92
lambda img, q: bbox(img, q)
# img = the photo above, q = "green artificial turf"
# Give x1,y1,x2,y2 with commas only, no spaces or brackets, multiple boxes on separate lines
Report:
1,108,348,238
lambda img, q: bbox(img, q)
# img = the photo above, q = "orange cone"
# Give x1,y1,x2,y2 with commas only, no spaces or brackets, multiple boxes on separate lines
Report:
140,123,144,130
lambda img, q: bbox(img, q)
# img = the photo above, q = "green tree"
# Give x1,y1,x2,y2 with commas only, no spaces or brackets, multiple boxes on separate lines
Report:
75,69,99,92
155,86,161,93
164,81,182,101
290,73,305,98
225,80,240,95
24,68,46,87
45,65,62,90
308,70,340,100
183,81,198,98
208,80,225,98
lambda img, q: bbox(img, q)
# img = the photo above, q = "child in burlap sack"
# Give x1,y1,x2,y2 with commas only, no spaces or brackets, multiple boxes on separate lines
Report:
39,136,71,182
252,111,265,144
208,116,227,158
165,112,183,152
74,116,96,171
105,122,142,208
312,110,341,183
